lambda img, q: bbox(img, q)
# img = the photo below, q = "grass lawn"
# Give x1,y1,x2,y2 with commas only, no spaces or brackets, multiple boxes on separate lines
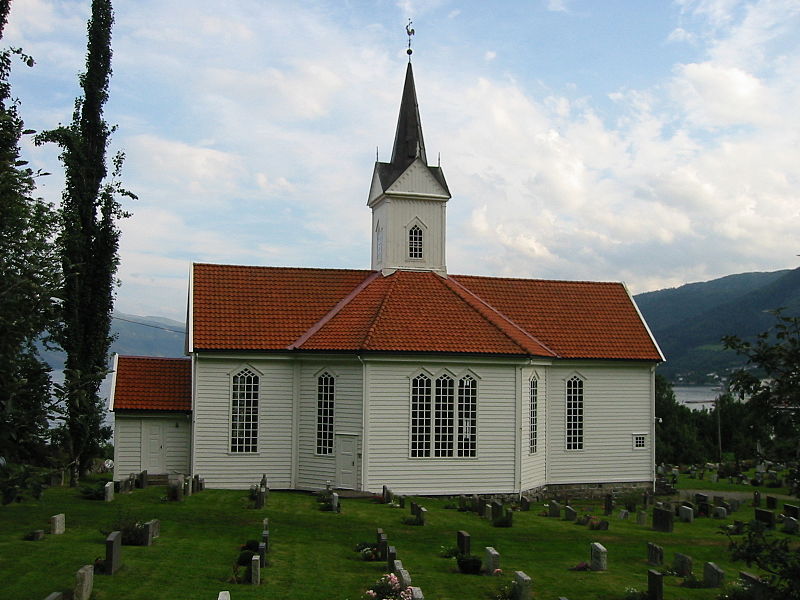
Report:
1,475,797,600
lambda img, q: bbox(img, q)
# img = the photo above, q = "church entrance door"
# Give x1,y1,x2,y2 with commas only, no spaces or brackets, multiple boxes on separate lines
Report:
335,434,357,490
143,421,167,473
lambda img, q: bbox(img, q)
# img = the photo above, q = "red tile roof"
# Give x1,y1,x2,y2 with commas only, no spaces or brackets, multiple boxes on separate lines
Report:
191,264,662,361
111,356,191,411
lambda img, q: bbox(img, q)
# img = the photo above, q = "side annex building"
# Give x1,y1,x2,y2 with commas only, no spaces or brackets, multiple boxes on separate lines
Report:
110,61,664,495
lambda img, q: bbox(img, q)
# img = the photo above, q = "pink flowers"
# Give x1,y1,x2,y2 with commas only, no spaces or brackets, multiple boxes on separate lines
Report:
493,568,503,576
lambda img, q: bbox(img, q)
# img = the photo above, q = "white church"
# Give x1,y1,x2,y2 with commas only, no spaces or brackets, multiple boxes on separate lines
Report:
109,59,663,495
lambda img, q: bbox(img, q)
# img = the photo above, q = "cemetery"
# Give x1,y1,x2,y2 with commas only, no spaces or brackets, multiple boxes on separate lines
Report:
0,467,798,599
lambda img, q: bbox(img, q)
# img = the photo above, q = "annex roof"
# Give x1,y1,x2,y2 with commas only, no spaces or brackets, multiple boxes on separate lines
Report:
110,356,191,411
191,264,663,361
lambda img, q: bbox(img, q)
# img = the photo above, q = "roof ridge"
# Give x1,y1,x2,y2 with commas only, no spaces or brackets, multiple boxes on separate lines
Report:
288,271,382,350
361,273,400,349
443,276,559,357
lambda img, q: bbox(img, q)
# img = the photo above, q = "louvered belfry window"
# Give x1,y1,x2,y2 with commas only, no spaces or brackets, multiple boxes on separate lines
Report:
231,368,259,453
408,225,423,259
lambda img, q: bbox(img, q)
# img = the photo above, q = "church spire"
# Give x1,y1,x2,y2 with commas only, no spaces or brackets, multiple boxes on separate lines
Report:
389,62,427,173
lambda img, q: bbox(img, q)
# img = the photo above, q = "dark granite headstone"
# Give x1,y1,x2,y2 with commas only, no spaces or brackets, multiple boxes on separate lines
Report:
604,494,614,516
753,490,761,507
457,530,471,556
647,542,663,566
648,569,663,600
386,546,397,571
766,496,777,510
673,552,692,576
783,503,799,519
105,531,121,575
754,508,776,529
652,507,673,532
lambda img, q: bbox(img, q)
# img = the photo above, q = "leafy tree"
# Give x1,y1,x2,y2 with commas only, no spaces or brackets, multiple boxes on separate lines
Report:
0,0,60,467
36,0,134,484
723,311,800,462
725,521,800,600
654,374,713,464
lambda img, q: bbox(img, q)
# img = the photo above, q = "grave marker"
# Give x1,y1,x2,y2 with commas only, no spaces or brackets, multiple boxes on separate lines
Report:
564,506,577,521
673,553,692,577
647,542,663,566
703,562,725,588
331,492,339,512
548,500,561,518
417,506,427,525
513,571,532,600
378,533,388,559
712,506,728,519
386,546,397,571
74,565,93,600
783,503,799,519
258,542,267,567
139,470,148,488
604,494,614,516
753,490,761,507
782,516,799,534
104,481,114,502
652,507,673,532
766,496,777,510
250,553,260,584
410,587,424,600
679,505,693,523
754,508,776,529
590,542,607,571
398,569,412,588
105,531,122,575
647,569,663,600
50,513,65,535
618,509,630,520
483,547,500,574
43,593,64,600
457,530,471,556
637,510,648,526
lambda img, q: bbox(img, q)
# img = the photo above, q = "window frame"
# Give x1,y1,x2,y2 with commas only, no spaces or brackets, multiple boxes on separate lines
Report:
230,366,260,454
632,433,647,450
316,371,335,456
408,224,423,260
410,371,478,459
565,374,584,451
529,376,538,454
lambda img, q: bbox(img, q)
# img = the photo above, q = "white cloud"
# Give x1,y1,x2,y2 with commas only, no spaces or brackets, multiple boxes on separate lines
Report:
546,0,570,12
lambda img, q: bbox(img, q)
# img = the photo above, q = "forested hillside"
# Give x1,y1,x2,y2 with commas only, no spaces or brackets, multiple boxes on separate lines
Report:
635,267,800,382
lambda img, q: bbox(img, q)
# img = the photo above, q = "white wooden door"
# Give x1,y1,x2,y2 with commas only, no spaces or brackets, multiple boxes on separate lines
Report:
143,421,166,473
335,435,357,490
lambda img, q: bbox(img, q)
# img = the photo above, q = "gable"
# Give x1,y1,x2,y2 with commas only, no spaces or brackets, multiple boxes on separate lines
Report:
385,159,450,199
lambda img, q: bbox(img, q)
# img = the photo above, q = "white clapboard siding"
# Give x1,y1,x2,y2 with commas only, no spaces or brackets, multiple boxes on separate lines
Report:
113,415,142,479
164,417,191,474
520,365,548,490
364,358,519,495
296,360,363,490
192,355,294,489
546,362,654,484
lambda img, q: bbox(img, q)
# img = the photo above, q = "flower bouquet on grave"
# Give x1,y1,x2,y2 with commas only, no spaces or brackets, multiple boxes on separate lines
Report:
362,573,412,600
355,541,381,561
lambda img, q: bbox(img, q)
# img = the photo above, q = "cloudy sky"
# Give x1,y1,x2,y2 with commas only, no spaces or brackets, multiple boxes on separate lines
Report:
5,0,800,321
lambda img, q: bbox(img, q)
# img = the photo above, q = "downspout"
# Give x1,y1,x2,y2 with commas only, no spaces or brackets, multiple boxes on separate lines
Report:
651,364,657,493
357,354,367,492
516,363,523,496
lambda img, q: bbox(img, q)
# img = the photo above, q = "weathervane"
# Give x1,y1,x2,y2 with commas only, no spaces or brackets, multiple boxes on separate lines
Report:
406,19,415,59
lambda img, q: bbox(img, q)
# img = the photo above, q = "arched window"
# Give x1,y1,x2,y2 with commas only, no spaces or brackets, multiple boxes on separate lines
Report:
566,375,584,450
411,374,432,457
316,372,335,455
231,368,259,453
529,377,538,454
408,225,423,259
411,373,477,458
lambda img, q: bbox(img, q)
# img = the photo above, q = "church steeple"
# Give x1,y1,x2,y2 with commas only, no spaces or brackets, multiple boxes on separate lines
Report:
390,63,427,172
368,58,451,276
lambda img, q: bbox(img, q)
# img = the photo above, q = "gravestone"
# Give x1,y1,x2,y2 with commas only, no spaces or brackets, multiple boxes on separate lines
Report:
766,496,777,510
378,533,388,559
258,542,267,567
484,503,493,520
753,490,761,507
694,493,709,505
457,530,471,556
513,571,533,600
720,500,732,514
410,588,424,600
637,510,648,526
698,502,711,517
652,507,673,532
51,513,65,535
192,474,200,493
754,508,776,529
43,593,64,600
144,519,159,546
104,481,114,502
565,506,577,521
139,470,148,488
703,562,725,587
732,520,745,535
255,486,266,509
386,546,397,571
647,542,663,566
604,494,614,516
331,492,339,512
74,565,93,600
105,531,122,575
392,559,403,574
549,500,561,518
678,506,693,523
647,569,663,600
520,496,531,511
491,500,504,520
740,572,767,600
218,593,231,600
713,495,724,506
783,503,800,519
673,553,692,577
782,516,799,534
483,547,500,574
472,495,482,514
417,506,427,525
618,509,629,520
398,569,412,588
184,476,192,497
250,553,260,584
31,529,45,541
595,520,609,531
410,501,419,516
168,480,183,501
712,506,728,519
590,542,607,571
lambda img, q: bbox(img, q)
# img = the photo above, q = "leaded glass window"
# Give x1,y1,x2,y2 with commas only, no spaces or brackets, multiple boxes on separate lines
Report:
231,368,259,453
566,375,583,450
316,372,334,455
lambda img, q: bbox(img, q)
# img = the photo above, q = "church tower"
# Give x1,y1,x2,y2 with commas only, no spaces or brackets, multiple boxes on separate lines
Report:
368,62,451,276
